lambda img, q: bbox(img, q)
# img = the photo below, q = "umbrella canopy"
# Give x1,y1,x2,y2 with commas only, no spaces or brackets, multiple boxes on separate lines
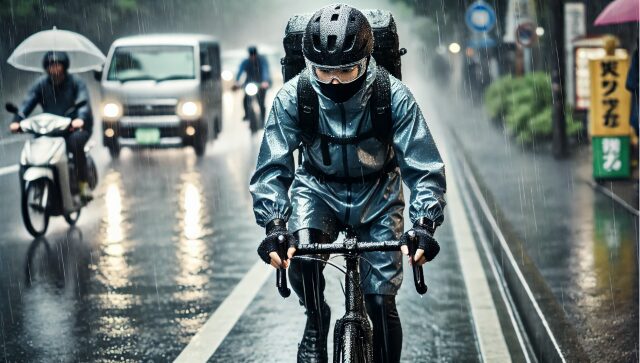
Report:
595,0,640,26
7,27,106,73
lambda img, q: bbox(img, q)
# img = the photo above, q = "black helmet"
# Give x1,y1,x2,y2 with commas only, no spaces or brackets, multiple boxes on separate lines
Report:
248,46,258,56
302,4,373,67
42,51,70,71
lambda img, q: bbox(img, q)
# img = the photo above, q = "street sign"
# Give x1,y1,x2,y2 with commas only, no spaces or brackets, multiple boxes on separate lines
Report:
588,55,631,136
515,21,537,48
592,136,630,179
465,1,496,33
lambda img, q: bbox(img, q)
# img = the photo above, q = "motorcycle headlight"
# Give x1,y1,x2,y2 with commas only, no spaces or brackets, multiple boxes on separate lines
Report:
244,83,258,96
102,102,122,120
177,101,202,120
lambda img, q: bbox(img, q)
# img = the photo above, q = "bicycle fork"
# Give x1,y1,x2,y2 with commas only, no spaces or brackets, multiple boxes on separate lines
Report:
333,254,374,363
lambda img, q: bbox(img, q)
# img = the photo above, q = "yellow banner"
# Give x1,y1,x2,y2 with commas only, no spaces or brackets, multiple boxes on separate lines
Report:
589,55,631,136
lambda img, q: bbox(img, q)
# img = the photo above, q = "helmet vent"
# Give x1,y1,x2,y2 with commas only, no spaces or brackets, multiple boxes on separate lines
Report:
315,16,321,22
335,5,341,9
331,13,339,21
312,35,321,51
327,35,337,52
344,34,355,51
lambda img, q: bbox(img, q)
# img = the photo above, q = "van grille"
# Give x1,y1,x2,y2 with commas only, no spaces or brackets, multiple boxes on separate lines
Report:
123,104,176,116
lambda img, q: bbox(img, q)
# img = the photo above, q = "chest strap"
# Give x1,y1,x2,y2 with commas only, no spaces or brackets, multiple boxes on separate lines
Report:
302,159,398,184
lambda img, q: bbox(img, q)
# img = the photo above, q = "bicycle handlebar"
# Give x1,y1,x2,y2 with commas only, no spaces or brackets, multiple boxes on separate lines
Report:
274,233,429,297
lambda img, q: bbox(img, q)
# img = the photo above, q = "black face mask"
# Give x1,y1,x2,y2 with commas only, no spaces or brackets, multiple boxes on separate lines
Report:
318,72,367,103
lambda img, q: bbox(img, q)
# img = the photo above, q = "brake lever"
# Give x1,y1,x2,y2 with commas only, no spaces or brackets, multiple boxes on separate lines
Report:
408,231,428,295
276,235,291,298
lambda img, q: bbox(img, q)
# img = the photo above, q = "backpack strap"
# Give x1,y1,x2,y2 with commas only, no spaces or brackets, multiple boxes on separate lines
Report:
370,66,393,143
296,70,319,147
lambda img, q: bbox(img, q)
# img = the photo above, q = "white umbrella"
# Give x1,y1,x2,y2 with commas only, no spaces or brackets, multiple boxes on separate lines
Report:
7,26,106,73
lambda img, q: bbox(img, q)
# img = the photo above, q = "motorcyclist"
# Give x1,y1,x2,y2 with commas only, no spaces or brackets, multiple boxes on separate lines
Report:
235,45,271,121
250,4,446,363
9,51,94,201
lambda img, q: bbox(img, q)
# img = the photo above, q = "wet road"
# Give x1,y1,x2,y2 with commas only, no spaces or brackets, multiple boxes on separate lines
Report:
1,1,636,362
0,80,499,362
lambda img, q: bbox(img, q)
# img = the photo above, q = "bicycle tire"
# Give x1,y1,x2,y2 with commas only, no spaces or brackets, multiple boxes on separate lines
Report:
337,323,370,363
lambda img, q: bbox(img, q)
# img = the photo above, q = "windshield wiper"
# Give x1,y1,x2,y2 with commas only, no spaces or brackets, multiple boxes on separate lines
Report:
155,75,193,83
117,76,154,83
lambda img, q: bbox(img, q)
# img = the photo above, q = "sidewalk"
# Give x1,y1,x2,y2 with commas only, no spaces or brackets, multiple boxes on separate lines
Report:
425,84,639,362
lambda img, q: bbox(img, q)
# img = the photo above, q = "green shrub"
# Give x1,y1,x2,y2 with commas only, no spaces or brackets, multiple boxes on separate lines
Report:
484,72,581,145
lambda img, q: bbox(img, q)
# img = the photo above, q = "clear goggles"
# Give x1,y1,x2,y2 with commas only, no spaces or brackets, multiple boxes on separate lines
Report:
306,57,368,84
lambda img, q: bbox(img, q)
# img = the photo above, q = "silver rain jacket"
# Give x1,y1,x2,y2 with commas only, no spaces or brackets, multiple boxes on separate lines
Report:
250,59,446,295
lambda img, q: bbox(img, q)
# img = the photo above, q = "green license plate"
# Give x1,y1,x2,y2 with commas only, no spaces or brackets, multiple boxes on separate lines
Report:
135,128,161,145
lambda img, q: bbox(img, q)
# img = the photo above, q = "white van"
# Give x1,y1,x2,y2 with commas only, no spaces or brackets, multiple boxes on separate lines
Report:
96,34,222,158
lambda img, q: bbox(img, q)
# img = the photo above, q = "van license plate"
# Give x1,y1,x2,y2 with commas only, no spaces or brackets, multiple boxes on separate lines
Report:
135,128,161,145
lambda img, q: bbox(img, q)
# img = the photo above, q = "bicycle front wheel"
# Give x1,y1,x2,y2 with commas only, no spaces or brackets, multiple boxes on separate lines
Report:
338,323,370,363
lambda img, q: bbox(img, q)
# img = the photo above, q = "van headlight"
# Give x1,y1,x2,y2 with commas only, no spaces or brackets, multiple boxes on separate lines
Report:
177,101,202,120
102,102,122,120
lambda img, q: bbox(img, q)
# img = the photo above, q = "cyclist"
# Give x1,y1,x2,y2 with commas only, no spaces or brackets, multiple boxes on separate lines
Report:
250,4,446,362
9,51,94,201
235,45,271,122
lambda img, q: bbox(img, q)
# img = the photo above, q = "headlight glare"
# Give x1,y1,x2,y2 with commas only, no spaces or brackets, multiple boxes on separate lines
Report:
177,101,202,119
102,102,122,120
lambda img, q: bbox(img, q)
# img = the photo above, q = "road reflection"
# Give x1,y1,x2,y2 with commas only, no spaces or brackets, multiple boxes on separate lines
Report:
22,228,89,361
174,157,212,331
95,170,137,342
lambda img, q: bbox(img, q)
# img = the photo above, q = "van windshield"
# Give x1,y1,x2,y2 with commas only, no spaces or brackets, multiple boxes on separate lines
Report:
107,45,195,82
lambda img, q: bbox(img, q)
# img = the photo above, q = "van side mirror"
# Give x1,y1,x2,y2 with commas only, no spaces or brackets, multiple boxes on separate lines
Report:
201,65,212,80
93,69,103,82
5,103,18,114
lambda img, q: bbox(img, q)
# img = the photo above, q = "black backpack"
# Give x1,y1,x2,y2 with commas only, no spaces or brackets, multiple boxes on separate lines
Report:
281,9,406,166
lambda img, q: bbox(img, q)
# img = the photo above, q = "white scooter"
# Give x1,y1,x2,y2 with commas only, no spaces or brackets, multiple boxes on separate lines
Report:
6,102,98,237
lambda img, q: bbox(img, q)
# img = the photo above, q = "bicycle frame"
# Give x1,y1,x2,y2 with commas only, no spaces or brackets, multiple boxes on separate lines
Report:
273,232,428,362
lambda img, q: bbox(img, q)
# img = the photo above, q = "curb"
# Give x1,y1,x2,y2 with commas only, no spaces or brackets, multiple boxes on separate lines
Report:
445,125,591,363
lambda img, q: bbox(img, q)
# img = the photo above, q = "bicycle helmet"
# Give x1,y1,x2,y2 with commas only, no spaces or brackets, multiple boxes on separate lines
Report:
302,4,373,67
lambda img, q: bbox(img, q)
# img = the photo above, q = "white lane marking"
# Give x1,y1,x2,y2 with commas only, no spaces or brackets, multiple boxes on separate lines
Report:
456,157,532,363
0,164,19,176
173,261,273,363
0,136,26,146
441,145,512,363
456,150,567,363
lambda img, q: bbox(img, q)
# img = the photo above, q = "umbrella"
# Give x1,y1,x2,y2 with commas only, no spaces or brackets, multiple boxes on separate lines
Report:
8,26,105,73
595,0,639,26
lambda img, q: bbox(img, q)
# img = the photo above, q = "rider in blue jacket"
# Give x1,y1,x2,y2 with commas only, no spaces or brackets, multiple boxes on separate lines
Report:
235,46,271,122
251,4,446,362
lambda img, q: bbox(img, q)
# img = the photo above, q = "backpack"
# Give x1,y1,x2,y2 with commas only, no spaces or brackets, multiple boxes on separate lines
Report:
281,9,406,166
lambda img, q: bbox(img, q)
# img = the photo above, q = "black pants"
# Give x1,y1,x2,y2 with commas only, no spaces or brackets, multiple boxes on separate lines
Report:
65,130,90,181
243,88,267,121
289,229,403,363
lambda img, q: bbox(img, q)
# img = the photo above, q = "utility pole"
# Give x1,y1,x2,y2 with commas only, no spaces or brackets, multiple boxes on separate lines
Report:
550,0,568,158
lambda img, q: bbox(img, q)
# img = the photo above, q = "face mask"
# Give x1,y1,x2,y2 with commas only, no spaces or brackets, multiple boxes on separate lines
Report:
318,70,367,103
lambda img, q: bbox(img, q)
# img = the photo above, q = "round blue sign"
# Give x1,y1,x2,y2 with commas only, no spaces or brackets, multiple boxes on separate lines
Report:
465,1,497,33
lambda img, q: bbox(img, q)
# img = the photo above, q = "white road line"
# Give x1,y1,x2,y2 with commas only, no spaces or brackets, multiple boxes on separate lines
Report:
173,261,273,363
457,151,567,363
0,164,19,176
456,156,532,363
440,145,512,363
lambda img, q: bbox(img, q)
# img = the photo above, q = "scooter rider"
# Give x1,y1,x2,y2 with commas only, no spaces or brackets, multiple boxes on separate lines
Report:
235,45,271,121
251,4,446,363
9,51,94,201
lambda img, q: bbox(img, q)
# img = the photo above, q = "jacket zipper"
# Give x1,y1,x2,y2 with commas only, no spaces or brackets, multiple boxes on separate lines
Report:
339,104,352,223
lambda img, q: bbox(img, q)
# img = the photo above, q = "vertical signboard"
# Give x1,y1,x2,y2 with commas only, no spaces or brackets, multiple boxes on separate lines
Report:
589,55,631,179
565,3,586,107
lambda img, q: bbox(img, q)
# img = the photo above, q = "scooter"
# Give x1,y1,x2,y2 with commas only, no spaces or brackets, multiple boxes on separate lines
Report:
6,102,98,237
